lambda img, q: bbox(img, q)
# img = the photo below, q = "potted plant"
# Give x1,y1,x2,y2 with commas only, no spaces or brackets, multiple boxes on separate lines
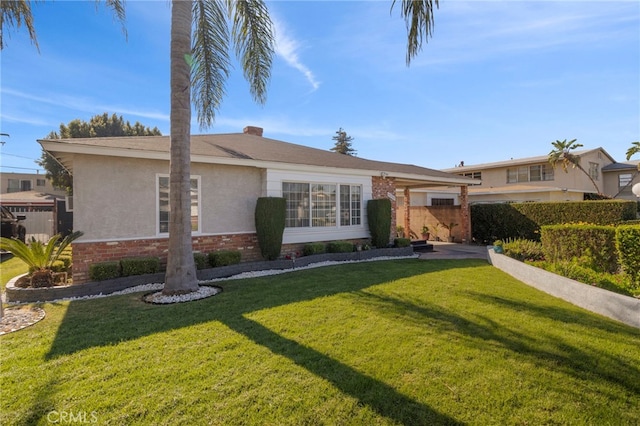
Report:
493,239,504,253
443,222,459,242
432,223,441,241
421,224,430,241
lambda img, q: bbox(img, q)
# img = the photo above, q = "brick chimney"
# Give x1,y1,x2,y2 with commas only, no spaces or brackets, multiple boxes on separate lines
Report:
243,126,263,137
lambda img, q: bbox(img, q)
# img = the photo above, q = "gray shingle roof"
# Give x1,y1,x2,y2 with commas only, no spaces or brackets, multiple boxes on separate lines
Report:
39,132,474,186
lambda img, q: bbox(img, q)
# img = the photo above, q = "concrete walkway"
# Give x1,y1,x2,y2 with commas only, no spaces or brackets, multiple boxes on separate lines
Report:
418,242,489,260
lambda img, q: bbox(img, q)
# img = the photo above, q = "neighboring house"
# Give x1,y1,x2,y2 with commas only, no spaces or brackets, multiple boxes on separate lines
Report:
1,172,67,197
39,126,476,284
602,160,640,200
0,190,71,241
432,147,639,204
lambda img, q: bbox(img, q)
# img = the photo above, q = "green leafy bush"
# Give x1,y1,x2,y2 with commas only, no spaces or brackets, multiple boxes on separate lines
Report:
209,250,241,267
120,257,160,277
89,261,121,281
303,243,326,256
471,200,636,243
529,260,635,297
367,199,392,248
394,238,411,248
616,224,640,287
57,255,72,269
541,224,618,273
326,241,354,253
193,252,209,270
50,260,67,273
503,238,544,262
255,197,286,260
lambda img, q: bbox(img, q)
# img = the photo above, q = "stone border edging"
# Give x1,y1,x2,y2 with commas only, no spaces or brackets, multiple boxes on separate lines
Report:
487,248,640,329
5,246,414,303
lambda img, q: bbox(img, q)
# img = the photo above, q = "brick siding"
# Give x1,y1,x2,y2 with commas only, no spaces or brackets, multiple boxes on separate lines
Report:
72,233,262,284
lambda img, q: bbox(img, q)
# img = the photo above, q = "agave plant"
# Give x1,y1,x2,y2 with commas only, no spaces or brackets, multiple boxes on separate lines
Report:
0,231,83,287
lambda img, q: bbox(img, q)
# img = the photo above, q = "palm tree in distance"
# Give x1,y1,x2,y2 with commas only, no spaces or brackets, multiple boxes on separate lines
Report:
2,0,440,295
548,139,601,196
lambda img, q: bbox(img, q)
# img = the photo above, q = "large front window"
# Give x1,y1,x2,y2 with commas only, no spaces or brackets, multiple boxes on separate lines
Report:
157,175,200,234
283,182,362,228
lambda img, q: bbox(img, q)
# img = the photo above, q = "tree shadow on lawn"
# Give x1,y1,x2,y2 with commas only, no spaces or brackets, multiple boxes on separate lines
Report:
42,259,482,425
352,289,640,397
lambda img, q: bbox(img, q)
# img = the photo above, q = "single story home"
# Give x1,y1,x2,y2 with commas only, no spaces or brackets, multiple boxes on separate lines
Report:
39,126,476,283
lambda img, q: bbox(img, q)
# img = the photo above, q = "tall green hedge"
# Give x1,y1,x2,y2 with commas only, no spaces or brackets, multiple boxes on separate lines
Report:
541,224,618,274
472,200,636,243
255,197,286,260
367,199,391,248
616,224,640,286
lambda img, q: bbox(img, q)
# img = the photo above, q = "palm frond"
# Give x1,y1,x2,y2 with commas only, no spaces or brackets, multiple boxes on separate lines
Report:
52,231,83,261
191,0,231,128
97,0,127,40
229,0,275,105
1,0,39,50
392,0,439,66
626,141,640,161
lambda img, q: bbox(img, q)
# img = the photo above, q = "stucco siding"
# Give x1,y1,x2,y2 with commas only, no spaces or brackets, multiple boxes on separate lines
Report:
74,156,263,242
192,163,262,234
74,155,161,240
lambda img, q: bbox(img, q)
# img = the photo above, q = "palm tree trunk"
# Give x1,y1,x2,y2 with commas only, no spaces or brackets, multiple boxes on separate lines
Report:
576,164,601,195
163,0,199,295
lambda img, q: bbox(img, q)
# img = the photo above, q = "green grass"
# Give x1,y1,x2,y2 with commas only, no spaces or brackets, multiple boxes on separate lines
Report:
1,259,639,425
0,256,28,291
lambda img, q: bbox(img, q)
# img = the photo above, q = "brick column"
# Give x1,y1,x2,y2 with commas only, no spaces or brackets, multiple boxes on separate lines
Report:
460,185,471,243
404,186,411,238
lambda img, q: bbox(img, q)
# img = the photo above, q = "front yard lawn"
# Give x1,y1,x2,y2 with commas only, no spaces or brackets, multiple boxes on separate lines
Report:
1,259,639,425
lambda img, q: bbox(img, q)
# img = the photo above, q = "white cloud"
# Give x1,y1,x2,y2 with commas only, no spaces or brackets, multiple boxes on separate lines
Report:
272,17,321,91
2,87,169,122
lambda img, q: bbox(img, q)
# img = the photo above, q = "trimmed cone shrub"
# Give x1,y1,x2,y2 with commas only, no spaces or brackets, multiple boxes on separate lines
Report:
367,199,392,248
255,197,286,260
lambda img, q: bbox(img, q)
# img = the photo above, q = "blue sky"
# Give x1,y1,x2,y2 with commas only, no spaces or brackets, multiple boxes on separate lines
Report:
1,0,638,174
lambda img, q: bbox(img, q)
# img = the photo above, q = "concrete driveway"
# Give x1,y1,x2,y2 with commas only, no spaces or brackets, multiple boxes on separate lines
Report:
418,242,489,260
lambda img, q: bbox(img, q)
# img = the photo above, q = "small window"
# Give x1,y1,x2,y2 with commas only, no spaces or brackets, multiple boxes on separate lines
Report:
619,173,633,191
157,175,200,234
589,162,599,181
36,179,46,187
432,198,454,206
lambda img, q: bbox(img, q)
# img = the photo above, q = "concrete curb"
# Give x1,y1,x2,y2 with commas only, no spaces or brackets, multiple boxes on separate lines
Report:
487,247,640,329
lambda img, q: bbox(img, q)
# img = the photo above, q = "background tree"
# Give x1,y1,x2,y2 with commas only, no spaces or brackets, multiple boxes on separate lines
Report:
548,139,602,196
37,113,161,195
330,128,356,156
626,142,640,172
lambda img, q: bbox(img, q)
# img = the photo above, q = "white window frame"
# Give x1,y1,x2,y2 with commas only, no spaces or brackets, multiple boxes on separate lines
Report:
283,181,363,229
156,174,201,236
